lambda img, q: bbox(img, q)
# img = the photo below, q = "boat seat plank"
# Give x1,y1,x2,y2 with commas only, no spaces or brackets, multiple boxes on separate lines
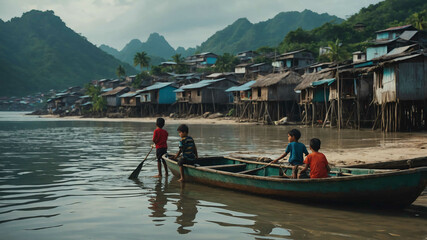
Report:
202,163,246,169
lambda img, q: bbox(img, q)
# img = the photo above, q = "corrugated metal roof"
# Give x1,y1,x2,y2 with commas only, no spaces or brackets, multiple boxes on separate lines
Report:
119,92,138,98
225,80,256,92
399,31,418,41
385,53,422,63
386,44,417,56
173,78,227,92
102,88,113,92
311,78,336,86
101,87,128,96
160,61,177,65
140,82,175,92
376,25,413,33
206,72,235,78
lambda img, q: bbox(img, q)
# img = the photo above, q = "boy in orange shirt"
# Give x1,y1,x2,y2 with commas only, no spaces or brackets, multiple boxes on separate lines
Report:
298,138,330,179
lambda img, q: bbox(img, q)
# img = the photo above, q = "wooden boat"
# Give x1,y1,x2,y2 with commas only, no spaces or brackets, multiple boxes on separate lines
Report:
163,155,427,208
343,156,427,170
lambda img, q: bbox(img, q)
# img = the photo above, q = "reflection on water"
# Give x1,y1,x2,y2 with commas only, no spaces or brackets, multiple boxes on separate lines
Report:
0,112,426,239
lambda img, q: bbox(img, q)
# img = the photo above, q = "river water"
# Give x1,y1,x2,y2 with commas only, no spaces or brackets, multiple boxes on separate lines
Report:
0,112,426,239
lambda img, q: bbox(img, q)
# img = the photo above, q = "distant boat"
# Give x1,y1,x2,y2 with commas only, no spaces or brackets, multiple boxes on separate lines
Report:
163,155,427,208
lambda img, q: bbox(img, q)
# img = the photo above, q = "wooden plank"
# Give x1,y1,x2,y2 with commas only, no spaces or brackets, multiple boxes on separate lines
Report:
202,164,246,169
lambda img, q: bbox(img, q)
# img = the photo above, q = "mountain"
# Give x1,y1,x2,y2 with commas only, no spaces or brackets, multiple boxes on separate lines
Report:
277,0,427,56
175,46,196,57
99,44,120,56
100,33,196,68
0,10,137,97
197,9,343,54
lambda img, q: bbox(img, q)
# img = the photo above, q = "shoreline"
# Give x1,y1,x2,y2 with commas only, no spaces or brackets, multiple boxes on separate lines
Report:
39,114,427,167
39,114,256,125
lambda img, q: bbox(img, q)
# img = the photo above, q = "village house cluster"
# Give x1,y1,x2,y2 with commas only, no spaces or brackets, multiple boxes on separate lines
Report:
34,24,426,132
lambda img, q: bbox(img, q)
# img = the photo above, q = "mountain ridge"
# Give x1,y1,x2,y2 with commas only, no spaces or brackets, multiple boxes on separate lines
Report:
0,10,137,97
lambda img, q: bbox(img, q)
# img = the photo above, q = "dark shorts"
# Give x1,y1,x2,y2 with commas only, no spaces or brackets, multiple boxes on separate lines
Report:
156,148,167,162
177,157,195,167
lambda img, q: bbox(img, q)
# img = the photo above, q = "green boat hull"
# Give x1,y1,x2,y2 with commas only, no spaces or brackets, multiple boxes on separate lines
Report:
164,156,427,208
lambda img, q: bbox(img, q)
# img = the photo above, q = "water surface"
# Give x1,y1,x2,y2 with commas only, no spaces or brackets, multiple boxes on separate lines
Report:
0,112,426,239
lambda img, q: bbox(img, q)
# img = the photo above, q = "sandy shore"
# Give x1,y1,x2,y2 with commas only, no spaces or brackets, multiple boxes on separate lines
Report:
40,114,427,166
40,114,254,125
229,136,427,166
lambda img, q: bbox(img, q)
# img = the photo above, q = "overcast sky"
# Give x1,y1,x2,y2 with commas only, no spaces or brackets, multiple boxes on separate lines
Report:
0,0,383,50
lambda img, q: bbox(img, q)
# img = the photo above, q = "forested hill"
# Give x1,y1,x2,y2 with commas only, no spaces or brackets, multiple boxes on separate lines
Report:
100,33,196,68
197,9,343,54
278,0,427,54
0,10,137,97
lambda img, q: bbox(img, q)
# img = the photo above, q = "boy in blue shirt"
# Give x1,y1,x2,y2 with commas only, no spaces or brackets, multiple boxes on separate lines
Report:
271,129,308,178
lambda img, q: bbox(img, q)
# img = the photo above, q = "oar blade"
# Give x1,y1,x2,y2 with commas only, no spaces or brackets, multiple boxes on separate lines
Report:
128,162,143,179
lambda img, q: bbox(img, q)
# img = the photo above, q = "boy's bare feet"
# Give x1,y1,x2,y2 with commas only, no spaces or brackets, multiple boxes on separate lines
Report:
177,178,184,182
153,175,162,178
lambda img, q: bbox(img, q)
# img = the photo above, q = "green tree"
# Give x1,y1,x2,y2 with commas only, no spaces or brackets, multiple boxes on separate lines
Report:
215,53,239,72
170,54,188,74
85,84,106,114
116,65,126,80
326,39,349,63
409,11,426,30
133,51,151,71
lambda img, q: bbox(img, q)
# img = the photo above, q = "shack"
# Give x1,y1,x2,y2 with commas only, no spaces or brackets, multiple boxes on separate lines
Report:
139,82,178,115
101,86,129,107
120,92,141,107
371,53,427,131
272,49,315,72
248,71,303,123
175,78,238,115
225,80,256,119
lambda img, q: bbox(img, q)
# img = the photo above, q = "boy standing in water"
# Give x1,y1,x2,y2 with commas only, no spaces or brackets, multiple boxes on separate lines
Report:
271,129,308,178
152,118,168,177
172,124,198,182
298,138,330,179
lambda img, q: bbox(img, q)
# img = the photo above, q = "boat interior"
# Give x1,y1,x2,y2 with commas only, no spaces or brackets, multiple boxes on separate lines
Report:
167,155,397,178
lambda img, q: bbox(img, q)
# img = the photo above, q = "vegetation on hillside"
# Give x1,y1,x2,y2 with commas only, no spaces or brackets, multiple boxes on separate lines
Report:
277,0,427,59
0,10,137,97
197,9,343,54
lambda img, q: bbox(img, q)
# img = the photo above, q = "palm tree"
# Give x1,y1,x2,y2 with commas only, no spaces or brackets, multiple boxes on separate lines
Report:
172,54,184,65
134,51,151,71
326,39,348,63
85,84,106,114
411,12,425,30
116,65,126,80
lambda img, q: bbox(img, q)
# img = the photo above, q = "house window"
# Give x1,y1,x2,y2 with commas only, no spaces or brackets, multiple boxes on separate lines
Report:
257,88,261,97
197,90,200,96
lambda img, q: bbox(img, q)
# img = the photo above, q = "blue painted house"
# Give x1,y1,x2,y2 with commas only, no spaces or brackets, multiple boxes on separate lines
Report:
139,82,177,104
185,52,218,71
367,25,417,60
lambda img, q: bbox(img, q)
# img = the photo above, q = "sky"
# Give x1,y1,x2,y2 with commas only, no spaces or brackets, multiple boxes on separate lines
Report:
0,0,383,50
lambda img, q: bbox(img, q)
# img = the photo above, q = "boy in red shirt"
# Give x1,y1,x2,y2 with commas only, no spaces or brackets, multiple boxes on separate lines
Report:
298,138,330,179
153,118,168,178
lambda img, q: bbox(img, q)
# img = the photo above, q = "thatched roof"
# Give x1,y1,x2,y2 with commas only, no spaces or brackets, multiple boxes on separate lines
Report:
295,70,335,91
251,71,302,88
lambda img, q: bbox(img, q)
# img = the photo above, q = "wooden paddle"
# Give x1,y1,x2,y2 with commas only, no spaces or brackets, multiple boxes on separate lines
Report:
128,146,154,179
